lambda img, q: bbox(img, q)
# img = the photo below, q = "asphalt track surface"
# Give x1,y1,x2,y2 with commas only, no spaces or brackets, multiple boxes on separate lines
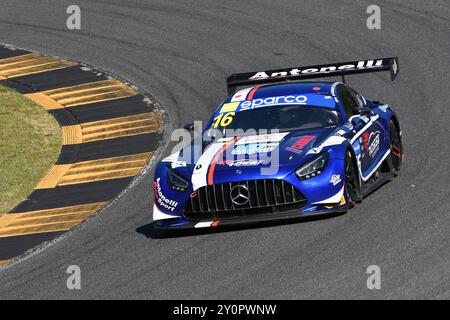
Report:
0,0,449,299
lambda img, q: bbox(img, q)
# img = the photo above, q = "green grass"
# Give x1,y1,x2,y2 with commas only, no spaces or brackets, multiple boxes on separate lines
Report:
0,86,61,215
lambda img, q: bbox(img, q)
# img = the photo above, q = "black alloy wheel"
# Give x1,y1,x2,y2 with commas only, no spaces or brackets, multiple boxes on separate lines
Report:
389,120,402,176
345,151,359,208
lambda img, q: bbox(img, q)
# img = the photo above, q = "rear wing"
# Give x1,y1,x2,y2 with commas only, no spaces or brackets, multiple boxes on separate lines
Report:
226,57,399,95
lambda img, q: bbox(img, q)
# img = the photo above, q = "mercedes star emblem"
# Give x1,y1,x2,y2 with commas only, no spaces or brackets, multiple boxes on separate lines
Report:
230,184,250,206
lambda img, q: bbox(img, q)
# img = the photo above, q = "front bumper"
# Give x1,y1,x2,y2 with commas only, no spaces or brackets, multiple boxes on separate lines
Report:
153,204,348,231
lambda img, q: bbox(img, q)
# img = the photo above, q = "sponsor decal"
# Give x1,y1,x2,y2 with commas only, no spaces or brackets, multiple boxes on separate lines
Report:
285,135,316,154
330,174,342,186
215,93,337,119
367,131,381,158
217,94,335,116
248,60,385,80
379,104,389,112
235,132,289,145
220,102,239,113
154,178,178,211
231,87,253,102
222,159,264,167
213,111,235,128
361,130,381,158
231,143,278,155
239,95,308,110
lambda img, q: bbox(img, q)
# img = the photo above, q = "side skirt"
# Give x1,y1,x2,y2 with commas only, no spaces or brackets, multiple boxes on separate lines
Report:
361,155,395,198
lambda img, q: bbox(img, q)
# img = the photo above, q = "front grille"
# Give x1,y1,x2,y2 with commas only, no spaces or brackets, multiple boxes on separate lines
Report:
184,179,307,220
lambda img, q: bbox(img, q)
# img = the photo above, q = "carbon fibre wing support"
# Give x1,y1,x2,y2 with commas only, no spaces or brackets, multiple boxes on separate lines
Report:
226,57,399,95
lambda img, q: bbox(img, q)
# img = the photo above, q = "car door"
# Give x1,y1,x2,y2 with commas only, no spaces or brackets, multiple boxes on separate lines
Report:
337,85,385,178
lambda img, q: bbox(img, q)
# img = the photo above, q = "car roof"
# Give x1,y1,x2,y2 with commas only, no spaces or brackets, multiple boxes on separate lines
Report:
252,81,335,99
225,81,336,103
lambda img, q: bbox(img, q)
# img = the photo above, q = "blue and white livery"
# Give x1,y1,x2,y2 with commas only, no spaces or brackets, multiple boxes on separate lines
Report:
152,58,403,230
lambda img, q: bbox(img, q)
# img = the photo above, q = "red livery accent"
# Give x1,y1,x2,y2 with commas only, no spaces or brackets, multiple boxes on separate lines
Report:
247,85,260,100
392,145,401,158
211,220,221,228
153,181,158,199
292,135,316,149
207,137,238,185
285,135,316,154
363,132,369,151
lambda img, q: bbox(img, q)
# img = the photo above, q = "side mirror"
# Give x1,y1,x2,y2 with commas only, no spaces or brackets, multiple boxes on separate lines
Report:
183,123,195,132
355,107,372,117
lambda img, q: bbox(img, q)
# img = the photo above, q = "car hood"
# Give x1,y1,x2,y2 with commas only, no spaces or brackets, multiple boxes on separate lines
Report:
166,126,339,180
211,127,334,174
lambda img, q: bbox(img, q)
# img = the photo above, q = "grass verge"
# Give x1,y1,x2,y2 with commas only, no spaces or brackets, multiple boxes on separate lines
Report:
0,86,61,215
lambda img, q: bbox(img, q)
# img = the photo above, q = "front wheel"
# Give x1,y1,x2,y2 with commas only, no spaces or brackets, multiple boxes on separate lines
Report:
344,150,359,208
389,120,402,176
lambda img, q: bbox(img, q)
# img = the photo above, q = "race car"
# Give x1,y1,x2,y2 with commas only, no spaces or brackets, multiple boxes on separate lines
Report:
152,57,403,230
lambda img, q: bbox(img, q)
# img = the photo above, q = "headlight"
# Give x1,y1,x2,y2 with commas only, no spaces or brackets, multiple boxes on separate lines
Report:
296,152,329,180
166,167,189,191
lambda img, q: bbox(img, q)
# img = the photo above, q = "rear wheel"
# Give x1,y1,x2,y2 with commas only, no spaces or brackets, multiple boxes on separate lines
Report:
389,120,402,176
344,151,359,208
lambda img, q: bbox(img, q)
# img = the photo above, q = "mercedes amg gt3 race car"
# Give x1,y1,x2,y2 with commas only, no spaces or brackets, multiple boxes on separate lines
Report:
153,58,403,230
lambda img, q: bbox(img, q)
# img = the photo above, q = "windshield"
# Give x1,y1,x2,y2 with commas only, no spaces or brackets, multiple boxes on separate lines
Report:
210,105,340,133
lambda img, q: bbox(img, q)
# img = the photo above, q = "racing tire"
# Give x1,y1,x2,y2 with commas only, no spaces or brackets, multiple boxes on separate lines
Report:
344,150,359,208
389,120,402,177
